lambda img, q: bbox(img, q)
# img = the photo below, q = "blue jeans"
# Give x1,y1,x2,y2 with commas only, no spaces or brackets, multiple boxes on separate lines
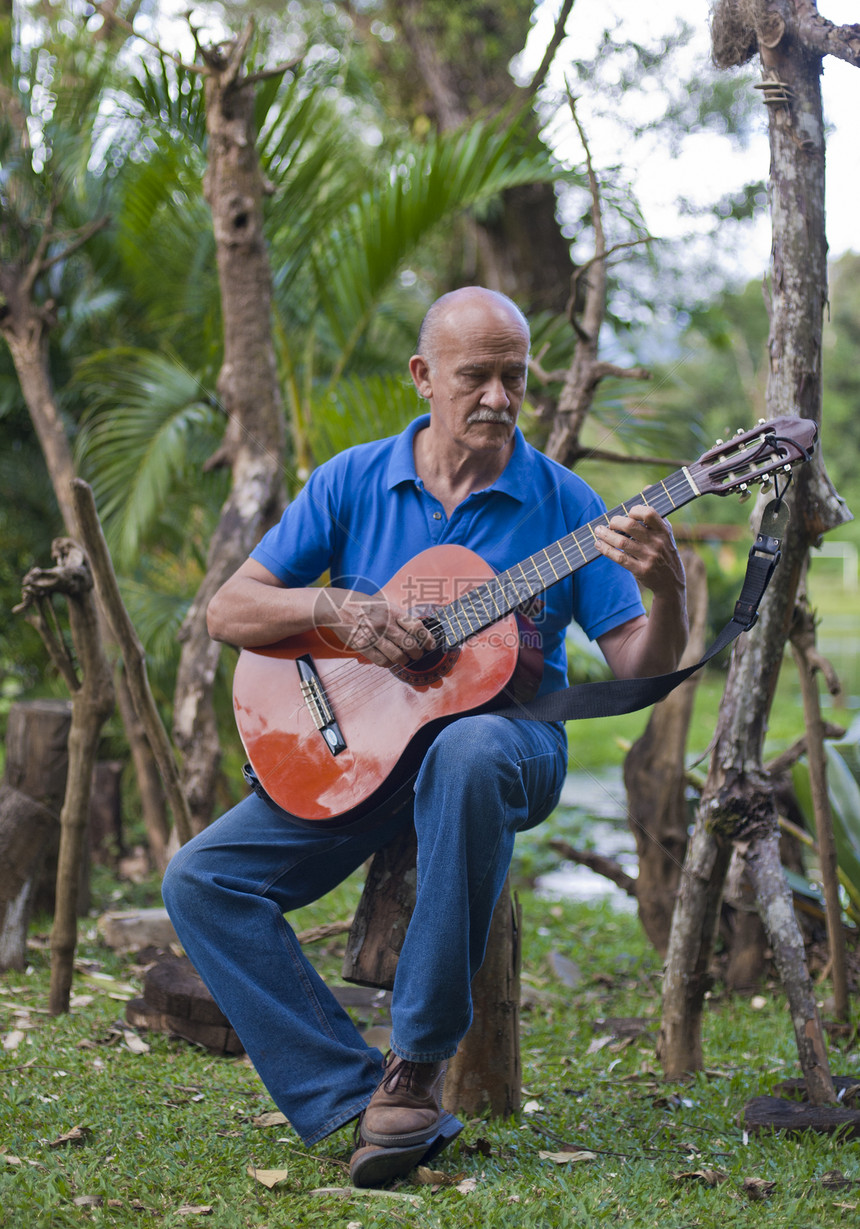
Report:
161,714,566,1146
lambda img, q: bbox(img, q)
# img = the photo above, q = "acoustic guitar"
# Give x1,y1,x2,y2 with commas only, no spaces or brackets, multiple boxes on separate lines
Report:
232,416,817,827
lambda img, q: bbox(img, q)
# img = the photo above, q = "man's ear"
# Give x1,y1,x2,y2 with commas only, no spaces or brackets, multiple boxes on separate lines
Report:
408,354,432,400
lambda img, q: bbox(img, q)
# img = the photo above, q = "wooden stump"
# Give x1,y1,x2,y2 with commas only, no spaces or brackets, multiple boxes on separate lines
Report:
342,823,523,1119
0,784,58,970
4,698,72,809
0,700,71,956
341,824,417,990
444,880,522,1118
126,955,244,1055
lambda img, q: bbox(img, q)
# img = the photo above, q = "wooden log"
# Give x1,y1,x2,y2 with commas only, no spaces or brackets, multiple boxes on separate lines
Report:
742,1094,860,1138
126,997,244,1056
341,824,417,990
0,784,58,970
143,956,233,1026
444,879,522,1119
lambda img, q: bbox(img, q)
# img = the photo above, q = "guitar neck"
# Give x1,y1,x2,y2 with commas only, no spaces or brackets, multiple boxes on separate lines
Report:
436,466,701,648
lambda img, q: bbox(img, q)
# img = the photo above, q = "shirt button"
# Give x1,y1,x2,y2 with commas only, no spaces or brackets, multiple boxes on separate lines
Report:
432,511,442,520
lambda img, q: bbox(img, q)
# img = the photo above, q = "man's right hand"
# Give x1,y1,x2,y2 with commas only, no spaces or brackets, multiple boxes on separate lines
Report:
315,590,437,668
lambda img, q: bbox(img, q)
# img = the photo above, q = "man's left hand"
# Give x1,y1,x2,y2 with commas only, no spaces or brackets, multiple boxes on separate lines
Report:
593,504,685,598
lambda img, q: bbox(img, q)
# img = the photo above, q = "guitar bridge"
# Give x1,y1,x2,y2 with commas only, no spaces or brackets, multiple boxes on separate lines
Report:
297,655,346,756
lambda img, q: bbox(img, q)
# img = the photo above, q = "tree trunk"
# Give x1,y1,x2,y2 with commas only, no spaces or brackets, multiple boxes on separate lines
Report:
623,548,707,956
0,301,78,536
660,0,853,1102
171,29,286,831
365,0,575,314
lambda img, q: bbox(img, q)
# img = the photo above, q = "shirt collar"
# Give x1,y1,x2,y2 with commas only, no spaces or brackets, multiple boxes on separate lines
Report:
386,414,532,504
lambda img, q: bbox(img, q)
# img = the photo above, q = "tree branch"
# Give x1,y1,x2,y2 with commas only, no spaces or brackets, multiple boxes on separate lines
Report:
794,2,860,67
243,57,303,88
522,0,576,100
88,0,207,73
30,216,112,284
549,838,638,897
764,723,846,778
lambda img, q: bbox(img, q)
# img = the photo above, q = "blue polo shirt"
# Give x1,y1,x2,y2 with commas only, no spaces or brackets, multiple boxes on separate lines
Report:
251,416,644,698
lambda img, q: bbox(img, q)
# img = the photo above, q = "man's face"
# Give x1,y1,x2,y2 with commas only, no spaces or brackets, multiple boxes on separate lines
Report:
410,298,530,456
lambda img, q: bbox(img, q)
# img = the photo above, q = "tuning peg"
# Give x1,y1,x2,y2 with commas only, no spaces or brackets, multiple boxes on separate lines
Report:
760,477,773,492
715,438,724,446
758,417,766,424
736,428,745,436
738,489,752,503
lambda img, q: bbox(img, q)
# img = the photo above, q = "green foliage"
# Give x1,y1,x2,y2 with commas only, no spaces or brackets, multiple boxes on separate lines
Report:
74,348,226,568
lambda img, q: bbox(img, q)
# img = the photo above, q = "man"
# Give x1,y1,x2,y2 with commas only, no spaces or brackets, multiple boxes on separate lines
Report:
162,286,687,1187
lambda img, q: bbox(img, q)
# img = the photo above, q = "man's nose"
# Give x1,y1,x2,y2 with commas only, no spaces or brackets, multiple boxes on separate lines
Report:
481,376,510,408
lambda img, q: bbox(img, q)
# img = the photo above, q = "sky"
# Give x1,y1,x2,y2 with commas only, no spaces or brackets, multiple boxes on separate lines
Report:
521,0,860,274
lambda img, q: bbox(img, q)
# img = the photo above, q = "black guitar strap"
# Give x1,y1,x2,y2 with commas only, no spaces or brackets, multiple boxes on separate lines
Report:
493,500,787,725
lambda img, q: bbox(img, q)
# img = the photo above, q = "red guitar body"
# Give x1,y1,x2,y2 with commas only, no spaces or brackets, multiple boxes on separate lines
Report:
232,544,544,827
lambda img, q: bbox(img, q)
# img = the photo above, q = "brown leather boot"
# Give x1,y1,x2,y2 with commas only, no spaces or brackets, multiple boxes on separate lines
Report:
360,1052,447,1147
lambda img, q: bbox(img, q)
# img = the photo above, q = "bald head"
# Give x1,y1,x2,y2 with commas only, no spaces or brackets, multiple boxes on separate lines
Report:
416,287,530,371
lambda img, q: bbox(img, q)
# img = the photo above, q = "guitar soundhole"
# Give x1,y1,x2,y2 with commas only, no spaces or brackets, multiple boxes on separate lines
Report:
390,610,460,686
391,643,460,686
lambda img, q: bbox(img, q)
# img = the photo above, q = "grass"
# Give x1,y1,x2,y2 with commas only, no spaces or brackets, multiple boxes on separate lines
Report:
3,873,860,1229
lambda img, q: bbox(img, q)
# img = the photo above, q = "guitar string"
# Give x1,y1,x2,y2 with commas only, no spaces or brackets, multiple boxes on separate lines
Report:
241,449,787,864
248,450,778,793
261,468,701,725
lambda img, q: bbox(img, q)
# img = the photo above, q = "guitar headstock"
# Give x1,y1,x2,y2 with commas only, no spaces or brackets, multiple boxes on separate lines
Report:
689,415,817,498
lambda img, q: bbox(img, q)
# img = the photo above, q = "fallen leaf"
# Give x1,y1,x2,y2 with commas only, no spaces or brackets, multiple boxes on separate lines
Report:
177,1206,213,1216
833,1202,858,1211
586,1036,613,1055
456,1177,479,1193
522,1100,543,1114
73,1196,103,1208
750,996,768,1010
671,1169,729,1187
2,1155,23,1166
77,971,137,998
549,951,582,988
49,1125,93,1148
248,1165,289,1189
538,1150,597,1164
252,1111,288,1128
742,1176,776,1200
69,995,95,1009
414,1165,455,1185
123,1031,151,1055
2,1030,25,1052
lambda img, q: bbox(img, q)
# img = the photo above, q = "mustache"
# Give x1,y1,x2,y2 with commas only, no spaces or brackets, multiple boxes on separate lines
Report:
467,409,515,425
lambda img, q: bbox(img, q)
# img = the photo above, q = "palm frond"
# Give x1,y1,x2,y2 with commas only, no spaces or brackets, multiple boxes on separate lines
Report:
311,107,559,372
307,373,421,465
75,349,224,567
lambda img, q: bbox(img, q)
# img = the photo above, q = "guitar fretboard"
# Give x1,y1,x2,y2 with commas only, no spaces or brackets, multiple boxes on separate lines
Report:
436,467,700,648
